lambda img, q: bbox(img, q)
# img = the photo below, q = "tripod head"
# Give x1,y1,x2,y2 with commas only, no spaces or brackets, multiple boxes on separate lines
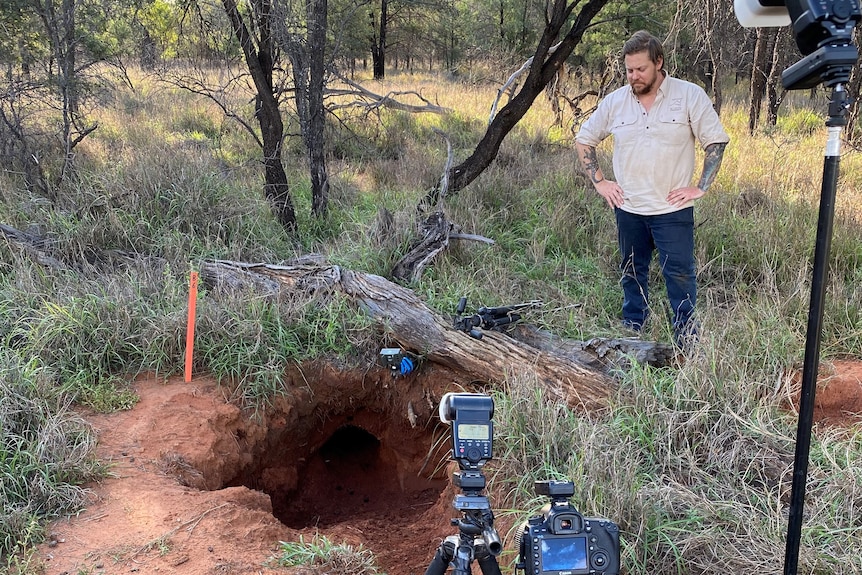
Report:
451,470,503,557
454,297,542,339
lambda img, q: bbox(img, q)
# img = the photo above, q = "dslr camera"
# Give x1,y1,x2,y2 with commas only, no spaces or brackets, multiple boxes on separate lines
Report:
516,480,620,575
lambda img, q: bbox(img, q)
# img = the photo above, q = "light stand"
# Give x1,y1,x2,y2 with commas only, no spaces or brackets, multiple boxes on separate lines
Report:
781,82,852,575
778,2,859,572
734,4,860,574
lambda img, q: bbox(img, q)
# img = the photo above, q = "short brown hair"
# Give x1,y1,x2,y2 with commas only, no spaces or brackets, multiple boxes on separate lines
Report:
623,30,664,65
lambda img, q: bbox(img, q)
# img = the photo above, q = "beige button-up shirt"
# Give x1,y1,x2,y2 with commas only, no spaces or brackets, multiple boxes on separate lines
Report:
576,75,730,215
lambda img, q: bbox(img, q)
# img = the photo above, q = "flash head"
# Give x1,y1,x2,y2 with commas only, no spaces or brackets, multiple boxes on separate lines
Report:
439,392,494,469
734,0,791,27
786,0,861,55
735,0,861,89
438,392,494,423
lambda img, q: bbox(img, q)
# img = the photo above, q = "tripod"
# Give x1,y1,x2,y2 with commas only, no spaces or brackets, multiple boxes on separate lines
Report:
424,470,503,575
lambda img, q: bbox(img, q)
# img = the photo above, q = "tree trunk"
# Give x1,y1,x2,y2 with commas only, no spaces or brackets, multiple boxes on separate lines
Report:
766,29,788,127
139,27,158,70
370,0,387,80
35,0,86,191
422,0,611,206
748,28,775,135
308,0,329,216
199,260,621,412
222,0,296,233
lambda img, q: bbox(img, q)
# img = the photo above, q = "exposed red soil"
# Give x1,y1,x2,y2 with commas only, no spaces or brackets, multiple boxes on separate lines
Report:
785,359,862,428
38,363,472,575
37,359,862,575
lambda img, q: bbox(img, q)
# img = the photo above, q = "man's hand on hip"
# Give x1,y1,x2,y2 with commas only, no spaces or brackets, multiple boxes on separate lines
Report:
667,186,705,207
595,179,625,209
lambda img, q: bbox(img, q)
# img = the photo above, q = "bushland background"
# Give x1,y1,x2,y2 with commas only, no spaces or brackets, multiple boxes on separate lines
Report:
2,0,862,574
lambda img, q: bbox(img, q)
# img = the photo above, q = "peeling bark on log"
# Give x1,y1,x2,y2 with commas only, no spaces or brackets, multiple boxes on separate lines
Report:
200,259,617,412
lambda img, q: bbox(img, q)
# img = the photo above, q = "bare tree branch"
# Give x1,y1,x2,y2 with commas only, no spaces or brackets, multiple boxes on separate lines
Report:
328,72,452,114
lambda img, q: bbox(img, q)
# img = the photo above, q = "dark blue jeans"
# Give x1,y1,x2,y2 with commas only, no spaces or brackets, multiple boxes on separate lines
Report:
615,207,696,338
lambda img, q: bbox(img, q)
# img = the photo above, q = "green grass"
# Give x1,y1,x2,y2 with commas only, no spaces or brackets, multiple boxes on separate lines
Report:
275,534,386,574
0,354,103,565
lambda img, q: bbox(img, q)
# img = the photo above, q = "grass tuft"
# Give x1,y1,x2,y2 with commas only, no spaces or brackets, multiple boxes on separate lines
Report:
275,534,386,574
0,353,102,568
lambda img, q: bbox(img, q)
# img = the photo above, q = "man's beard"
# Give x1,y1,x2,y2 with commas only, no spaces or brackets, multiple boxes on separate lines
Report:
631,78,656,95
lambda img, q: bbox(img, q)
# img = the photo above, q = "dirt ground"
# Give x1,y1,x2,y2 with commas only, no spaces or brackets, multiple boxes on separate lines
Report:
36,359,862,575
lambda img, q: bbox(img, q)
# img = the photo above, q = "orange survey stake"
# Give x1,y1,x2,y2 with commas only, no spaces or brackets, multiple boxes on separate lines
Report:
184,271,199,382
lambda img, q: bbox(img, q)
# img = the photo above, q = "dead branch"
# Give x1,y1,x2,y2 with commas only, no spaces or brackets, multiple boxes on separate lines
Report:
328,72,452,115
390,130,465,282
489,42,562,124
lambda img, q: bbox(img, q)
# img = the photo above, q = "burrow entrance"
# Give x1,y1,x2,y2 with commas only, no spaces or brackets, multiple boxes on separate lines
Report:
187,368,466,573
244,410,451,530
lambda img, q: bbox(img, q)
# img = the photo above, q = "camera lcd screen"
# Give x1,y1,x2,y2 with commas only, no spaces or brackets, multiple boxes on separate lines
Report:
541,536,588,571
457,423,490,440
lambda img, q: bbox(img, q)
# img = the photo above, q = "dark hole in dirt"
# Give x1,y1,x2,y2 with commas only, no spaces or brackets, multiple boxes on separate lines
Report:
274,424,433,528
220,404,451,543
165,369,470,574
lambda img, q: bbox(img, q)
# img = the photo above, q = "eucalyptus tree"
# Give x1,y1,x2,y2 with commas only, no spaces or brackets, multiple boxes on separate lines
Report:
0,0,47,194
367,0,466,78
275,0,330,216
328,0,371,74
0,0,121,197
219,0,298,230
670,0,742,114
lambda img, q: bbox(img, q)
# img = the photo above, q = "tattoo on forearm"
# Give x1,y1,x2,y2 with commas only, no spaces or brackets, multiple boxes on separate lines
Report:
581,146,604,184
697,142,727,192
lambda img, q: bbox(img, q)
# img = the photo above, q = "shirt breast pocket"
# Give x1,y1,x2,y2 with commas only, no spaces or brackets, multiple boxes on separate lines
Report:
656,111,691,147
610,113,641,150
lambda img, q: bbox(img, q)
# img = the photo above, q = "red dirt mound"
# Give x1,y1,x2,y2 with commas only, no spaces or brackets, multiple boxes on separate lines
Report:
785,359,862,427
39,364,470,575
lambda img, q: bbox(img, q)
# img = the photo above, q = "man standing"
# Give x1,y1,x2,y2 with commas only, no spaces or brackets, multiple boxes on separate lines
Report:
575,30,729,347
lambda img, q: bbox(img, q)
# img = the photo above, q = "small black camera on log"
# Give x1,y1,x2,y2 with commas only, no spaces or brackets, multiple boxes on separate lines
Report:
516,480,620,575
453,297,541,340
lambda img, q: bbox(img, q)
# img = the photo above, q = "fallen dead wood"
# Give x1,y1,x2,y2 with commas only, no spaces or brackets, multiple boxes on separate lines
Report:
328,72,452,115
200,259,619,412
390,211,455,283
511,324,677,370
390,129,496,282
1,223,65,268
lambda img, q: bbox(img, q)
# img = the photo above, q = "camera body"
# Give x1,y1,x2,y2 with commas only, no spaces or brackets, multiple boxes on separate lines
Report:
734,0,861,89
517,481,620,575
439,392,494,469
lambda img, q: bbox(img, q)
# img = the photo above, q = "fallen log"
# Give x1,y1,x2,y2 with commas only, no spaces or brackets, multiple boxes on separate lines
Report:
200,259,618,412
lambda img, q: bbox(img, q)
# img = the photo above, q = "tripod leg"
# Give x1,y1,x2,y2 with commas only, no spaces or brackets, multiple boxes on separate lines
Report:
424,538,455,575
476,544,504,575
